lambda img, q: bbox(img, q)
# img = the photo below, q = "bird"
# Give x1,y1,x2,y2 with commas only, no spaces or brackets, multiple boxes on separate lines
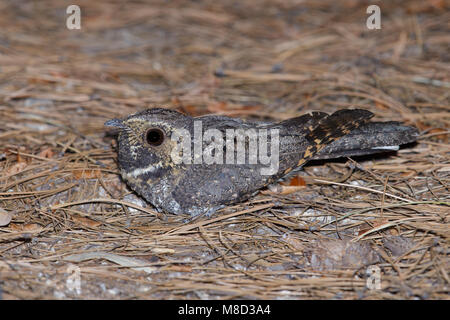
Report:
105,108,418,216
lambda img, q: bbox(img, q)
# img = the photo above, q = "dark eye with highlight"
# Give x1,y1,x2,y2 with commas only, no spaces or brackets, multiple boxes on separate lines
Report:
145,128,165,146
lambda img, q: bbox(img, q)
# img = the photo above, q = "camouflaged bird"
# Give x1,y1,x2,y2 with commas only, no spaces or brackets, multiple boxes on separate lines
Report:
105,108,418,216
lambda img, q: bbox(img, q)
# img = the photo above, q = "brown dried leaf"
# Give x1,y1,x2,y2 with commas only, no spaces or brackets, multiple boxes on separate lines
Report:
374,101,388,110
37,147,54,159
0,208,12,226
306,239,380,271
283,234,305,251
72,169,102,179
179,105,205,116
428,128,448,142
9,223,42,232
72,215,102,228
382,236,415,257
6,162,28,175
358,219,389,236
400,171,415,178
428,0,446,10
284,176,306,187
8,223,22,231
17,153,27,163
207,101,227,112
22,223,42,232
265,183,306,195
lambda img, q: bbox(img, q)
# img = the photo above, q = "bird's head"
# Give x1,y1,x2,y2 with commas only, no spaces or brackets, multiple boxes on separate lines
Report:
105,108,191,180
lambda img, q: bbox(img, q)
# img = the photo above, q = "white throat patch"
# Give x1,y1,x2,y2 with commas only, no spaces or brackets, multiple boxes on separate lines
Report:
124,161,163,179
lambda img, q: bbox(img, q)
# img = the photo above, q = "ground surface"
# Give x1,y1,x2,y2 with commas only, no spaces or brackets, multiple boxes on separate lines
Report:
0,0,449,299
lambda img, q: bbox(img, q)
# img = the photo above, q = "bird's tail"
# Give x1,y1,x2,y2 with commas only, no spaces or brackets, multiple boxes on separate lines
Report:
294,109,374,168
312,121,419,160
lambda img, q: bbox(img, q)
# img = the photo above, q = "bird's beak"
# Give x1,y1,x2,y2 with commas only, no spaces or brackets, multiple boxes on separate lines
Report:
104,118,127,130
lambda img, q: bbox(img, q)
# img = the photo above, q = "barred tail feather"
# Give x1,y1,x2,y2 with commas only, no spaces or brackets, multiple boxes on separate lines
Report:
312,121,419,160
295,109,373,167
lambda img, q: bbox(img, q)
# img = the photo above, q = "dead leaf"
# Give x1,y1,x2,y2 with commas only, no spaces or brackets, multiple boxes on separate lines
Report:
207,101,228,113
414,121,448,142
72,169,102,179
17,153,26,163
282,176,306,187
37,147,54,159
374,101,388,110
22,223,42,232
306,239,380,271
358,219,389,236
72,215,102,228
428,0,446,10
0,208,12,226
9,223,42,232
382,236,415,256
179,105,205,116
265,176,307,194
283,234,305,251
9,223,22,231
427,128,448,143
6,162,28,175
400,171,415,178
389,228,400,236
406,0,446,13
264,183,306,195
413,121,428,131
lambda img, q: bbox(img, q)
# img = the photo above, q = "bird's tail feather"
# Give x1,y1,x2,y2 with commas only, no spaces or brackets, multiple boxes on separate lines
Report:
294,109,374,168
312,121,419,160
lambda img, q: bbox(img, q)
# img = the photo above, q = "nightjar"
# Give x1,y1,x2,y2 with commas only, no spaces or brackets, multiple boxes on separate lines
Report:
105,108,418,216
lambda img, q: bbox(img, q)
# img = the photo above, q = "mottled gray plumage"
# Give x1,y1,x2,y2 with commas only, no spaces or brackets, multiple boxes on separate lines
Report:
105,108,418,216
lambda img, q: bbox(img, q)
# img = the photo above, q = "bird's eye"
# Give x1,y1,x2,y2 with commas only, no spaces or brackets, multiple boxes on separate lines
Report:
145,128,165,146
